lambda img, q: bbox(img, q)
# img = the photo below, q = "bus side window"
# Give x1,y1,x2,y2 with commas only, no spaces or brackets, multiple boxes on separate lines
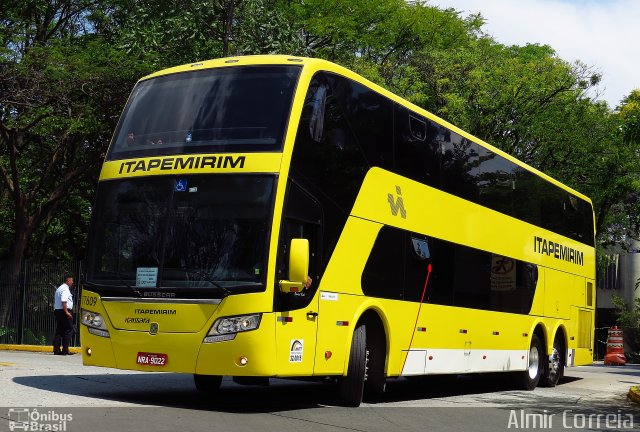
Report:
404,236,432,302
394,105,441,189
361,226,404,300
424,238,454,306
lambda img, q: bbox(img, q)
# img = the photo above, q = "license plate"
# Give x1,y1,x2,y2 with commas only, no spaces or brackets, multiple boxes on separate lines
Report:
136,352,167,366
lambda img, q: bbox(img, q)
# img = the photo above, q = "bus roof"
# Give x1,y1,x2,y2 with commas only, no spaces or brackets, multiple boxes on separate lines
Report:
142,55,593,205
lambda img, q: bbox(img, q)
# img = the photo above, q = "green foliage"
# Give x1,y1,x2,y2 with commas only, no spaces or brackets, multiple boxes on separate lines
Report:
612,294,640,352
23,328,47,346
0,0,639,271
0,326,16,343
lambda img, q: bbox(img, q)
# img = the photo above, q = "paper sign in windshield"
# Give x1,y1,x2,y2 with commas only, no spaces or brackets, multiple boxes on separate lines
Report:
136,267,158,287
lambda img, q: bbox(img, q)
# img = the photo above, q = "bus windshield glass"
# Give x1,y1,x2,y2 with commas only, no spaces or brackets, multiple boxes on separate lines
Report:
107,65,301,160
85,175,275,296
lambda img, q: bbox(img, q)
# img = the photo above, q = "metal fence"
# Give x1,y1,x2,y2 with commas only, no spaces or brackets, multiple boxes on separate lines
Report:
0,260,82,347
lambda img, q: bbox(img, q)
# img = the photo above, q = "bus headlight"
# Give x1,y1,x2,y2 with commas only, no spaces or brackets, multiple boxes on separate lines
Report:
81,309,110,338
208,314,261,336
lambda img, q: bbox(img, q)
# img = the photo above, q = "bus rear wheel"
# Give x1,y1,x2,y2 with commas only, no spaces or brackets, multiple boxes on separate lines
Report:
337,324,367,407
540,335,564,387
194,374,222,395
517,334,543,390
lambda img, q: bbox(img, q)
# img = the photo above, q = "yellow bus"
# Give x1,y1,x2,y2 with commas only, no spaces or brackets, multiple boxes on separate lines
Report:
81,55,595,406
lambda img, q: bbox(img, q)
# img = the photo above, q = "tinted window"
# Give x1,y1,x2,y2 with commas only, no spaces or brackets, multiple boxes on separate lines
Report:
86,175,275,296
475,147,515,215
441,130,478,201
395,105,441,188
292,73,368,214
392,107,593,246
361,227,405,300
489,258,538,314
108,66,301,160
362,226,538,314
329,75,394,169
404,236,432,302
275,182,322,311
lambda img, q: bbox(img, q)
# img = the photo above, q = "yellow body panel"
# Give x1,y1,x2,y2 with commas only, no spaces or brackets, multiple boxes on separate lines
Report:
82,55,595,382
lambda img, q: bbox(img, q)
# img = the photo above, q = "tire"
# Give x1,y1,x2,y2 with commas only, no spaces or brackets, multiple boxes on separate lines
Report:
338,324,367,407
540,335,564,387
516,334,543,390
364,332,386,399
194,374,222,395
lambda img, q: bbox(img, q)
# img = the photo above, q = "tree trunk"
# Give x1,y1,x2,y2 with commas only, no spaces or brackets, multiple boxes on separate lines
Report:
0,227,29,327
222,0,236,57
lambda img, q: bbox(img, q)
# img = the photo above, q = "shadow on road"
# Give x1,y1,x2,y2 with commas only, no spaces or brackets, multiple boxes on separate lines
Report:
13,371,588,412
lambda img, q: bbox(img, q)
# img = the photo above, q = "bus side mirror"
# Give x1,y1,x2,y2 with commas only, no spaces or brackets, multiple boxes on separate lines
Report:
279,238,309,293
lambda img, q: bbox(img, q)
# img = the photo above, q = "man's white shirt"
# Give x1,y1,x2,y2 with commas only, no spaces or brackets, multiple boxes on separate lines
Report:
54,283,73,310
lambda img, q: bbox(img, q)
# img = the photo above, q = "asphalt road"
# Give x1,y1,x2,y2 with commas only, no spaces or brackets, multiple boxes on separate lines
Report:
1,350,639,432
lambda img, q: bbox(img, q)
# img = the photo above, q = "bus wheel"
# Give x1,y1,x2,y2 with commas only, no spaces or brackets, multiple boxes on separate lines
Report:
517,334,543,390
194,374,222,395
338,324,367,407
540,335,564,387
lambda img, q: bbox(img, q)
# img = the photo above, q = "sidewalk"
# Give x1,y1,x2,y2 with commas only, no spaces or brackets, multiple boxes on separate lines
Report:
0,344,81,354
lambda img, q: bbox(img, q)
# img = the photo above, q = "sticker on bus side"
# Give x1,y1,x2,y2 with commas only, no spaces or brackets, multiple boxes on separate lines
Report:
320,292,339,301
289,339,303,363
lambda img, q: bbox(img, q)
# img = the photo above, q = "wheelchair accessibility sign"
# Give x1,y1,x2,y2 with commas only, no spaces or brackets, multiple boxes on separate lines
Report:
175,179,187,192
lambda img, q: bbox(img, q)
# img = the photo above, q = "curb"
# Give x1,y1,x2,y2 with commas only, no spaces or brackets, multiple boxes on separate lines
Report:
629,386,640,404
0,344,81,354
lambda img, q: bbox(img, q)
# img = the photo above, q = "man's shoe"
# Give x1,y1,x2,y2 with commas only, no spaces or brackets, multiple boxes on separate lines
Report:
53,351,64,355
64,352,76,356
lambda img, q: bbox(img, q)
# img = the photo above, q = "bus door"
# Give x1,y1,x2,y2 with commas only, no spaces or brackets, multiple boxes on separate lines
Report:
274,182,322,375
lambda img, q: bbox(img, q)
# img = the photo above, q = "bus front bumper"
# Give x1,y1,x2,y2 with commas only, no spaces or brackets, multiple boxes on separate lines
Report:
81,313,277,376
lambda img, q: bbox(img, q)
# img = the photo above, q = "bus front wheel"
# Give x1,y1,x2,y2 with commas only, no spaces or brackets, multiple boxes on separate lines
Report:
517,334,543,390
194,374,222,395
338,324,367,407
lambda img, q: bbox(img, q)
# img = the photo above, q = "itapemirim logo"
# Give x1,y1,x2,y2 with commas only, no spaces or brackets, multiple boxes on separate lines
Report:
388,185,407,219
8,408,73,431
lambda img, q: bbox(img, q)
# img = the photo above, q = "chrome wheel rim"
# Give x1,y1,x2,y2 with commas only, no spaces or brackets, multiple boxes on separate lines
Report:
528,345,539,380
548,347,560,380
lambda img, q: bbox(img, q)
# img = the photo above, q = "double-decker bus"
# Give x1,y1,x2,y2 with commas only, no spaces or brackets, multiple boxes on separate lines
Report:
81,55,595,407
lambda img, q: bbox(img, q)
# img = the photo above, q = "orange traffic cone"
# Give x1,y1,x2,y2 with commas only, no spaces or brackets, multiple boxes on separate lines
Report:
604,326,626,366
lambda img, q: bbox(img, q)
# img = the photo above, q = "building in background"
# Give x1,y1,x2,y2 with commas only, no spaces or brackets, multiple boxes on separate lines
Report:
596,240,640,357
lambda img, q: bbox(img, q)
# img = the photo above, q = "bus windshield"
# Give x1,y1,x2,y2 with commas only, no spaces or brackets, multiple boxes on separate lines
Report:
107,65,301,160
85,175,275,296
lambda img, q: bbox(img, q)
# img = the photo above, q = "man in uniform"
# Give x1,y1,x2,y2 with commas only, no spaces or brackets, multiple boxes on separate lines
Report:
53,276,75,355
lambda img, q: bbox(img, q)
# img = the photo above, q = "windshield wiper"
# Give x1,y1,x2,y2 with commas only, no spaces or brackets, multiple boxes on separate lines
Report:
182,268,231,298
97,270,142,297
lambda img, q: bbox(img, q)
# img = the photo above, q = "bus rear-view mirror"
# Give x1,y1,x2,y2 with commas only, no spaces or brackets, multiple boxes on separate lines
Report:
279,238,309,293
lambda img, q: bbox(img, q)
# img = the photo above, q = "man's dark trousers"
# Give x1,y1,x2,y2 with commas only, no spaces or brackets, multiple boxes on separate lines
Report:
53,309,74,354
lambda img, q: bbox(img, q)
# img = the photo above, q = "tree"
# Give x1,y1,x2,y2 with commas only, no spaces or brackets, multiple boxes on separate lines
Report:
0,0,146,325
619,89,640,145
114,0,308,68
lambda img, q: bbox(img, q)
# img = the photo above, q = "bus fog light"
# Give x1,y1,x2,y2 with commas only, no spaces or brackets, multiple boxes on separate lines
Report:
86,348,92,356
238,356,248,366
